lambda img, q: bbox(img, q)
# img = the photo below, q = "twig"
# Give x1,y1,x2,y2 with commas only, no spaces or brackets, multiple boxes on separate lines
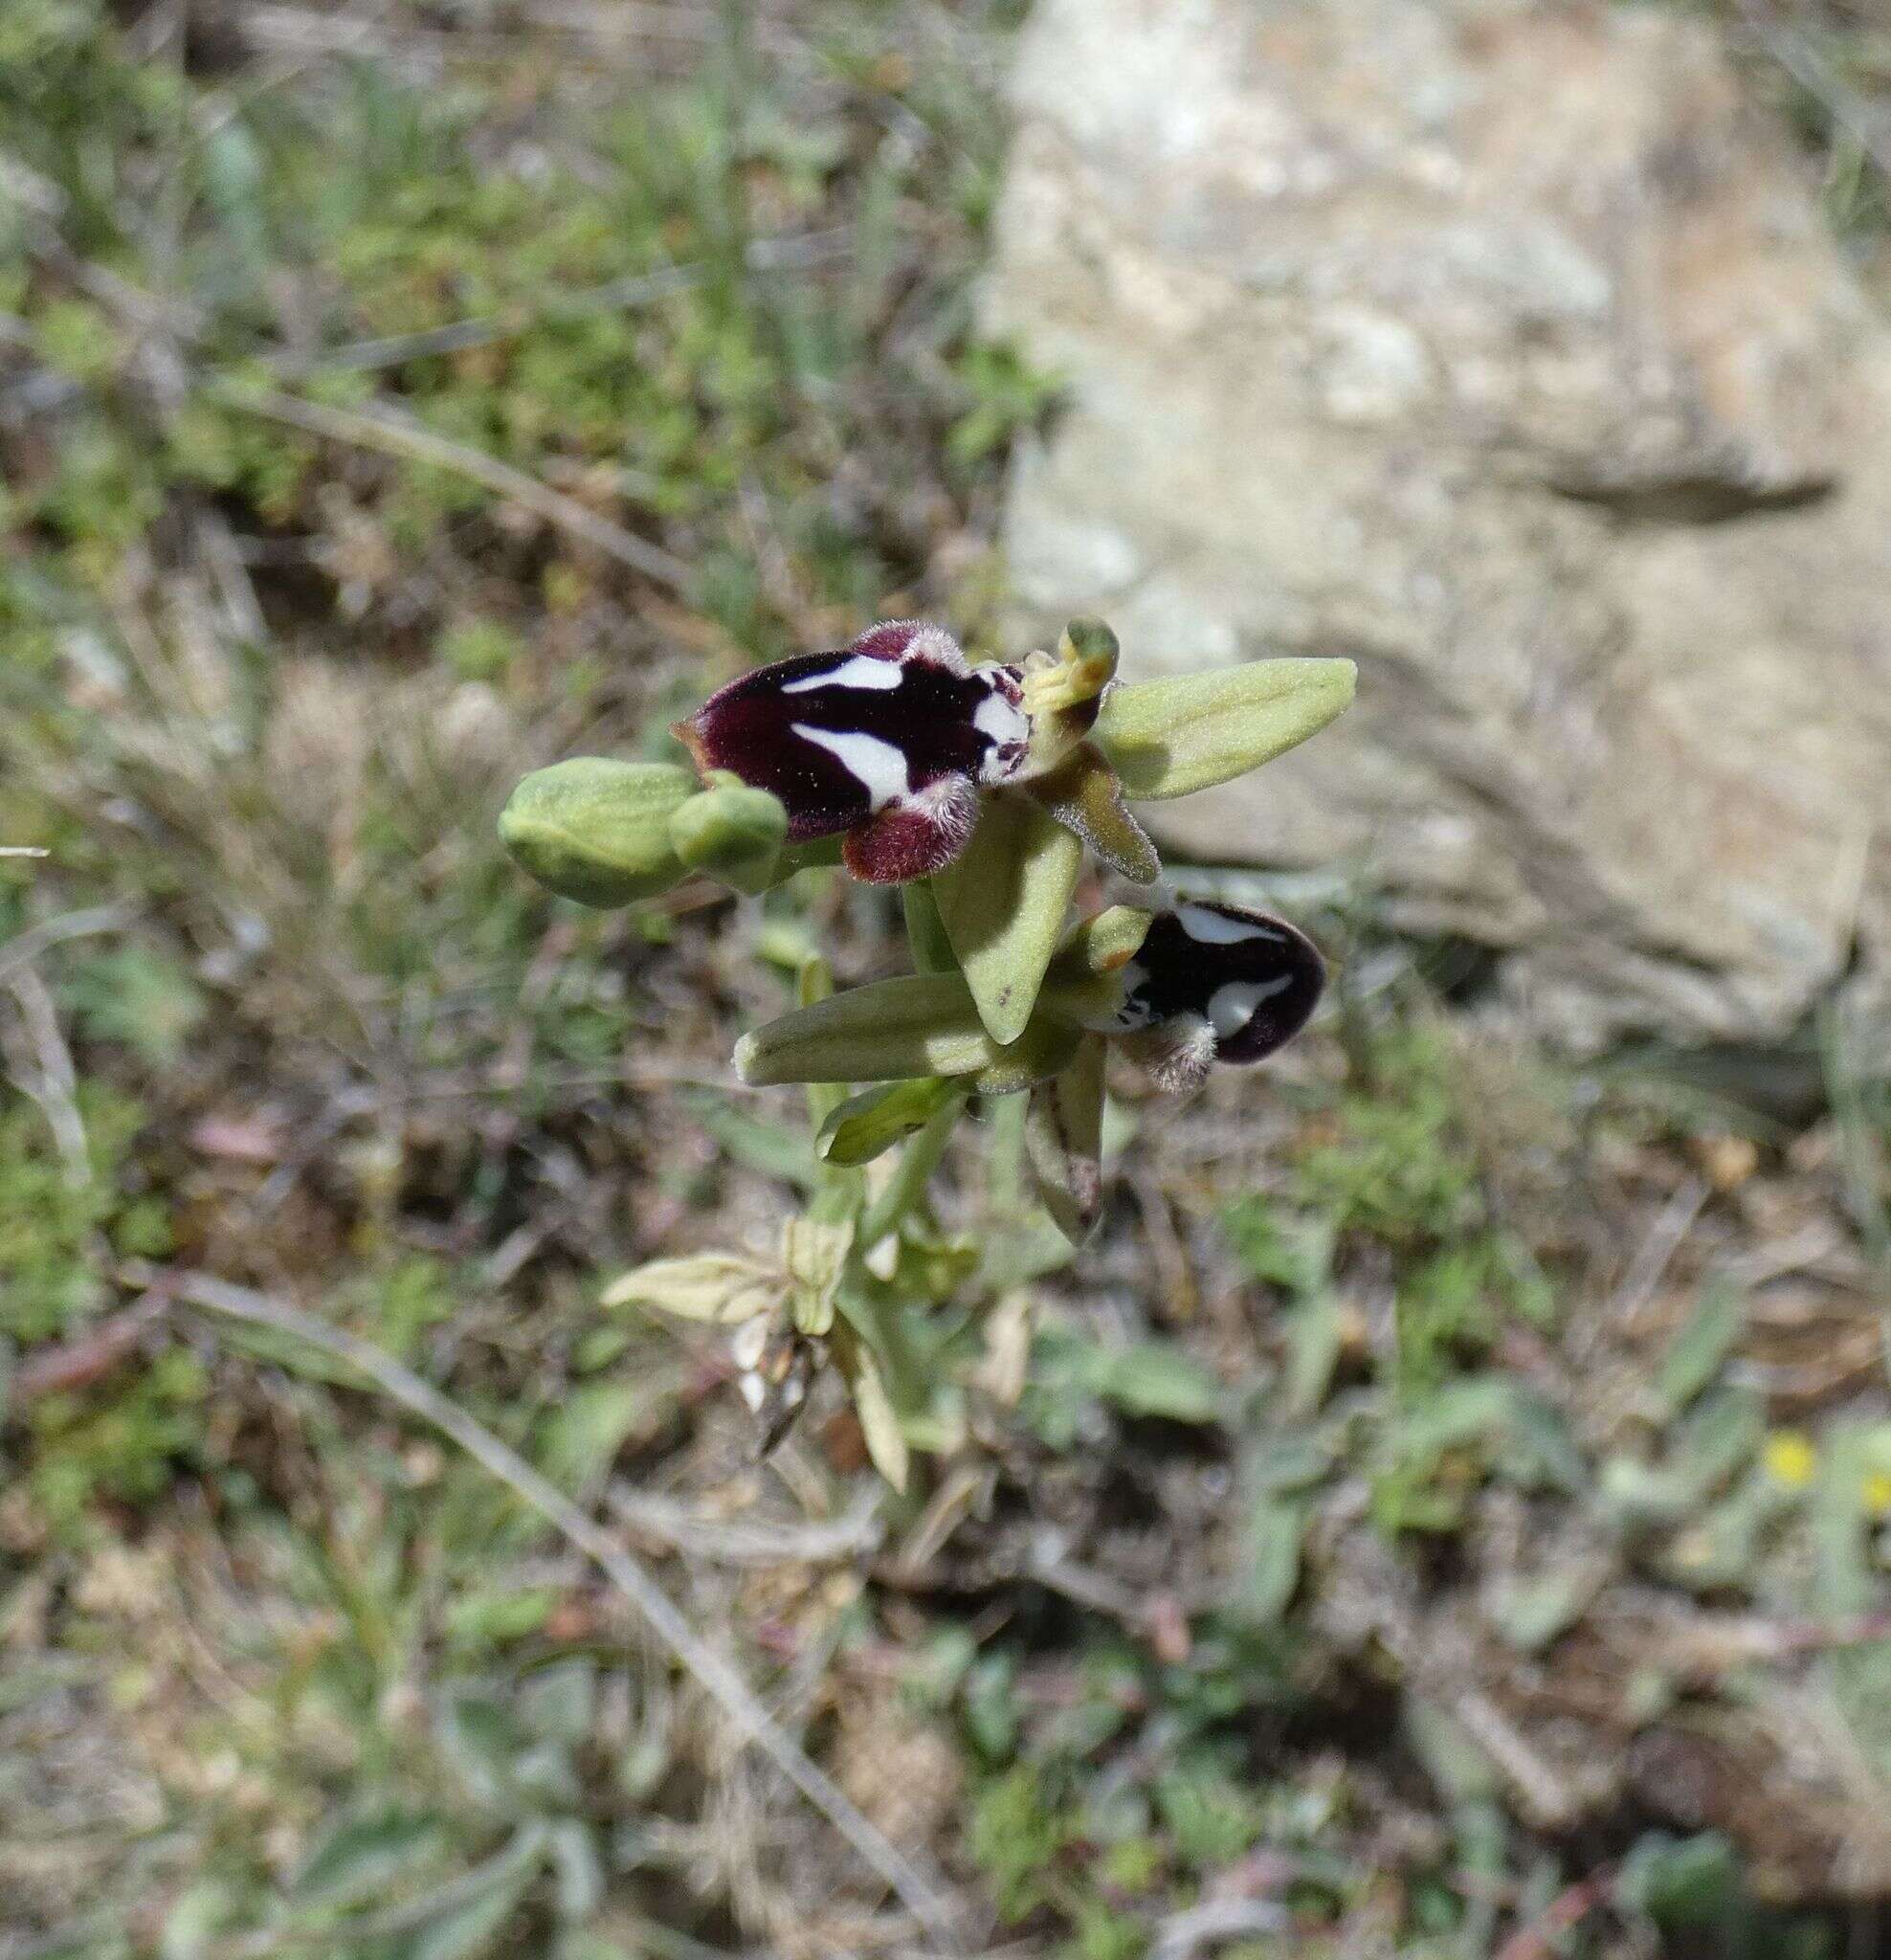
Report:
5,965,89,1186
205,381,693,593
0,902,138,990
1452,1687,1577,1829
1493,1864,1615,1960
126,1262,965,1952
8,1296,169,1403
268,228,852,377
608,1483,885,1566
1608,1176,1707,1325
1151,1897,1291,1960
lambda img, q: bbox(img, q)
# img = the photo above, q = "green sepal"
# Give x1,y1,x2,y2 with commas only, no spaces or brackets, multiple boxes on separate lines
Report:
668,777,788,893
818,1076,962,1167
499,758,695,906
733,972,1079,1093
1094,657,1356,800
932,790,1082,1045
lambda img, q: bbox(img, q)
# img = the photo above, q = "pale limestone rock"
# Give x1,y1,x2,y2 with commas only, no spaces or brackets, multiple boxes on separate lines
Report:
990,0,1891,1048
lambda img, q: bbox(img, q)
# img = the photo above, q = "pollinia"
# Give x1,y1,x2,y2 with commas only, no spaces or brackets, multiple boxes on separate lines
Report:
501,618,1353,1484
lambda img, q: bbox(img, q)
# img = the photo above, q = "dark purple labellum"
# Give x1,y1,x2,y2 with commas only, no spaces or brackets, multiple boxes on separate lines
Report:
1113,902,1324,1065
674,621,1029,884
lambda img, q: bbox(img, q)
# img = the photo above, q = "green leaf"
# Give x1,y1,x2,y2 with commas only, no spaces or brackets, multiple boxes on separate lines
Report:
1096,1342,1223,1423
1615,1831,1743,1930
1238,1493,1307,1623
406,1861,536,1960
498,758,696,906
293,1810,445,1907
679,1087,819,1191
544,1818,604,1923
1657,1279,1745,1411
1280,1293,1346,1417
1095,657,1355,800
933,789,1082,1045
902,881,958,974
818,1077,961,1167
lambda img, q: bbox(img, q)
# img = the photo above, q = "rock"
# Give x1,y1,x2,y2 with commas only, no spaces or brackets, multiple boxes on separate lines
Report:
988,0,1891,1051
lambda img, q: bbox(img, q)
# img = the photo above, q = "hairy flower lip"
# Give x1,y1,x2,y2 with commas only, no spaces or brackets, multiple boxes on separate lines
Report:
673,619,1032,884
1105,900,1325,1073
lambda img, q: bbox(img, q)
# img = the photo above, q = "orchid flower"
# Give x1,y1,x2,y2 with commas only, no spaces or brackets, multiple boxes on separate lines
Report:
501,614,1354,1481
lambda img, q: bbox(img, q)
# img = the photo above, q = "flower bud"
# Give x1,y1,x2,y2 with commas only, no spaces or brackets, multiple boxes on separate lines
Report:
668,777,789,892
499,757,696,906
1094,657,1355,801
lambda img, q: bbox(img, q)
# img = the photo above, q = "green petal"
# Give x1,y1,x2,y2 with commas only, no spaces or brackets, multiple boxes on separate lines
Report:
1029,744,1161,883
499,758,696,905
1094,657,1355,800
734,972,1079,1093
932,790,1082,1045
1038,905,1152,1024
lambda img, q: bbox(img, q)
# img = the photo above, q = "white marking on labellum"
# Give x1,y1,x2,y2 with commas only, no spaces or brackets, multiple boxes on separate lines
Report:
1206,975,1293,1039
737,1371,768,1414
791,724,911,811
972,686,1030,749
1177,902,1284,947
780,655,904,695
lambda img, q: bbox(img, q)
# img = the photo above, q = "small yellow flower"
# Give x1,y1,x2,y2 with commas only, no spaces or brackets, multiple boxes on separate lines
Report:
1861,1471,1891,1520
1763,1431,1818,1490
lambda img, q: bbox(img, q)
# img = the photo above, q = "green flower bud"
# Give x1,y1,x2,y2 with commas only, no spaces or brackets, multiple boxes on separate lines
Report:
931,790,1082,1046
668,776,789,893
1094,657,1355,801
733,970,1080,1094
499,757,696,906
781,1216,852,1336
